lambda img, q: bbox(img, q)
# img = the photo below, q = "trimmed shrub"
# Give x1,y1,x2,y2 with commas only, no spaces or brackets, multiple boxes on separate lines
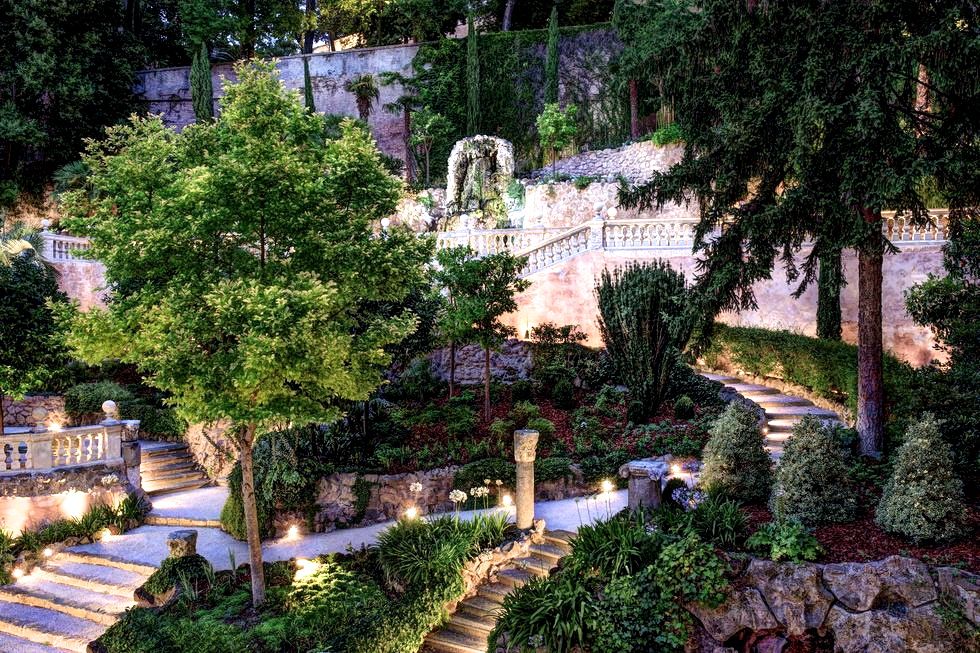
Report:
699,402,772,504
551,378,575,409
535,456,573,482
626,400,646,424
673,395,695,420
64,381,134,417
142,554,213,596
875,414,966,544
510,380,533,401
771,416,856,525
453,458,515,491
525,416,555,442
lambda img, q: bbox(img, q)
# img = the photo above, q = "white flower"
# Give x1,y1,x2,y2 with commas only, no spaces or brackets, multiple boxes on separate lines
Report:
449,489,467,504
495,479,503,486
483,478,492,485
100,473,119,486
409,482,423,494
471,486,490,498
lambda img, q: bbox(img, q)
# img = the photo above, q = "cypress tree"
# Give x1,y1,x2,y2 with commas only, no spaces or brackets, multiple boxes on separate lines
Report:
303,57,316,113
465,14,480,135
545,5,559,105
190,41,213,122
816,248,843,340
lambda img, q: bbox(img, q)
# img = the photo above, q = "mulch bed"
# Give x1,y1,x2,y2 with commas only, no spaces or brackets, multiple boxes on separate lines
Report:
744,500,980,573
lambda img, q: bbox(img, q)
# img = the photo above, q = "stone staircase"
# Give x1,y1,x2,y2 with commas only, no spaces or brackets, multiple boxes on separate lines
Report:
140,441,211,496
702,373,844,460
0,550,156,652
424,530,576,653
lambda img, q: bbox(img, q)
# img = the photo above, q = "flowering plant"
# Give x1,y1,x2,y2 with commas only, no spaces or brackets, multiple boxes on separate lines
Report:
409,482,423,494
672,487,706,512
449,489,467,504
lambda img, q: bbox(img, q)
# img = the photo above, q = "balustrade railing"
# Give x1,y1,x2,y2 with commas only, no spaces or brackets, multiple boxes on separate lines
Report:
435,227,564,256
40,231,94,262
0,421,137,475
517,224,593,276
881,209,949,243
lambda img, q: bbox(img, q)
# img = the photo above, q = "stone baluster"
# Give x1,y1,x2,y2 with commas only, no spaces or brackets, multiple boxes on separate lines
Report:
513,429,539,530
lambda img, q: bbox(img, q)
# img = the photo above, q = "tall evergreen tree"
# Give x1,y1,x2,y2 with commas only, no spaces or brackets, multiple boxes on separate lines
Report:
303,56,316,113
544,5,559,105
190,40,214,122
816,249,843,341
616,0,980,457
465,14,480,135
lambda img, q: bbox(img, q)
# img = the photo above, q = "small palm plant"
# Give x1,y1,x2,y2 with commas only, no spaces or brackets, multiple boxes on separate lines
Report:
345,73,380,122
1,221,48,269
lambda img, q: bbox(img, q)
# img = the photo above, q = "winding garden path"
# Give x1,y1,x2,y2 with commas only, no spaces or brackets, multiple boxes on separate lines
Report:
701,372,845,460
0,487,626,652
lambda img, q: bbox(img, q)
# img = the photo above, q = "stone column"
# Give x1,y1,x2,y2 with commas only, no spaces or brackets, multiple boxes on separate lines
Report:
627,463,663,511
513,429,539,530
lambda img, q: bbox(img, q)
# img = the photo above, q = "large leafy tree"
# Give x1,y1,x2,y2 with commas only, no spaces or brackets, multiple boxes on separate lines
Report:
616,0,980,456
0,0,140,202
0,224,70,437
62,62,432,607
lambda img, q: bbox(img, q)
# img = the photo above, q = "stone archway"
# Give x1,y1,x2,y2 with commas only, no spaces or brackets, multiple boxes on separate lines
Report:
444,136,515,219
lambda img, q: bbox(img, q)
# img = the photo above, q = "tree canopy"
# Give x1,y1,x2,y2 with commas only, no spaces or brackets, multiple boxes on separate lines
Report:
62,61,432,606
615,0,980,454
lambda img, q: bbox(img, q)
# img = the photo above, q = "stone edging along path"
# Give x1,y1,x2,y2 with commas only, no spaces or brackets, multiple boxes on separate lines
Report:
701,372,845,460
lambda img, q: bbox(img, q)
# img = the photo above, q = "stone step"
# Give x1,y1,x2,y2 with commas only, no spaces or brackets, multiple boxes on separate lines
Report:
141,468,207,485
727,383,780,395
512,556,553,577
0,579,129,627
456,596,503,620
140,442,189,457
542,530,576,549
144,476,211,496
34,561,147,599
144,515,222,528
54,552,157,577
0,632,74,653
446,612,493,639
701,373,740,383
752,395,814,408
764,405,840,419
527,542,568,563
0,599,103,653
496,568,534,589
765,431,792,444
139,455,194,473
424,629,487,653
477,582,515,603
766,418,802,432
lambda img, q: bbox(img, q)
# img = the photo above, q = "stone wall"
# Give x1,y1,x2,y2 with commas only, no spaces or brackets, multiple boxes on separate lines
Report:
428,340,533,384
50,259,107,311
184,422,238,482
686,555,978,652
135,44,419,163
2,395,66,427
0,463,131,535
302,462,595,533
502,244,945,366
528,140,684,185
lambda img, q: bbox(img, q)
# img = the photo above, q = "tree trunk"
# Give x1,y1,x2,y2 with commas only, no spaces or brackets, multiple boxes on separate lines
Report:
856,209,884,457
0,396,5,439
403,107,415,183
502,0,515,31
629,79,640,140
448,340,456,398
817,247,843,340
239,425,266,607
303,0,317,54
424,150,431,187
483,346,491,418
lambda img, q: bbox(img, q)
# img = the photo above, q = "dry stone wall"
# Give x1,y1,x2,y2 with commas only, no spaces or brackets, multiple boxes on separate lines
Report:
2,395,66,427
428,340,533,384
686,555,979,652
528,140,684,185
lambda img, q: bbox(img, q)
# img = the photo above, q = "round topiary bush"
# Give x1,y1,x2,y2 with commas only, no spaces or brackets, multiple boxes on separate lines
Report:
771,416,856,525
673,395,695,420
699,402,772,504
875,414,966,544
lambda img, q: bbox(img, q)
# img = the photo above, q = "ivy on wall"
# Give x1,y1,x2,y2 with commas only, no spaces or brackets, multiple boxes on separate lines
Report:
411,24,628,184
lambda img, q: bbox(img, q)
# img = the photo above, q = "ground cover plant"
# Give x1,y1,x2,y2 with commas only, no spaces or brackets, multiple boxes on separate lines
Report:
96,513,511,653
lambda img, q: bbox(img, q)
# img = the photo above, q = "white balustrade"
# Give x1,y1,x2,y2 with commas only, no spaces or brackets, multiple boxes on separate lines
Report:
881,210,949,243
40,232,94,262
0,424,124,475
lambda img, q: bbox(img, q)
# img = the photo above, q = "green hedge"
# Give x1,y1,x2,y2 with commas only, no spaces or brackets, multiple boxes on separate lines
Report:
64,381,185,440
702,324,916,421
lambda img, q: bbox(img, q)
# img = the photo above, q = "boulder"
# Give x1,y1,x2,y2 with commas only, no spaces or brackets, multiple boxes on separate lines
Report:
825,604,952,653
824,556,936,612
687,587,779,642
935,567,980,626
745,559,834,635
